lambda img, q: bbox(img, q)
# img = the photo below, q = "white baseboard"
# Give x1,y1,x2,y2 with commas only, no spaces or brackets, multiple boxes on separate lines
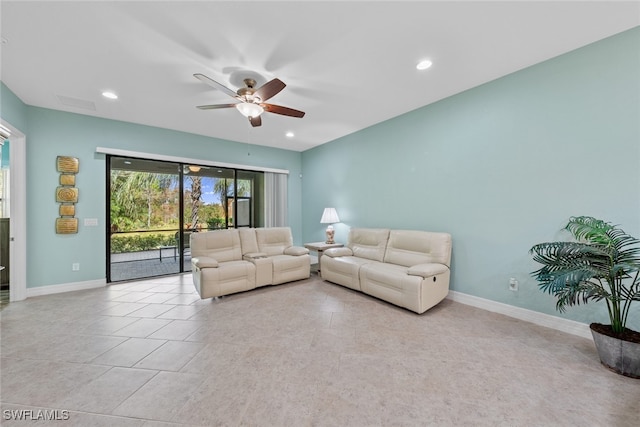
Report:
446,290,592,339
26,279,106,298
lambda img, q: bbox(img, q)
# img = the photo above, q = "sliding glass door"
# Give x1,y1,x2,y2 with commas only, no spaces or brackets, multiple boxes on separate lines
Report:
108,156,264,282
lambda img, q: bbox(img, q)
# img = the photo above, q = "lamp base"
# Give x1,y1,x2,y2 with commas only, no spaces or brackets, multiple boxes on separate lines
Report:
325,226,335,244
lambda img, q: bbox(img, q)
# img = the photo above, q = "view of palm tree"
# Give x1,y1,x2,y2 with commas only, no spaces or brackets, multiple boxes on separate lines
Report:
188,176,202,230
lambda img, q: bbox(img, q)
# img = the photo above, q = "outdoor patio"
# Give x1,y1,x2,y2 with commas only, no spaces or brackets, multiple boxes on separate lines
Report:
110,249,191,282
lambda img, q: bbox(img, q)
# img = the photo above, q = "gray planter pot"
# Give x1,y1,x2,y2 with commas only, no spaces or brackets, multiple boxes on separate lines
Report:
590,324,640,378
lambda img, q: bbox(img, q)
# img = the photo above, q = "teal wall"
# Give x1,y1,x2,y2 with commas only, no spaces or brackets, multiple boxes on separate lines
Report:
302,27,640,329
0,99,303,288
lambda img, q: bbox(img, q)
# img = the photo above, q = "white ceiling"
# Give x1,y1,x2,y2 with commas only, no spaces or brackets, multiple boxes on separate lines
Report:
1,1,638,152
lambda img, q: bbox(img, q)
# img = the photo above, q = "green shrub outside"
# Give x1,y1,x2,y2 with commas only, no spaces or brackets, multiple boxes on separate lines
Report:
111,233,177,253
206,217,225,229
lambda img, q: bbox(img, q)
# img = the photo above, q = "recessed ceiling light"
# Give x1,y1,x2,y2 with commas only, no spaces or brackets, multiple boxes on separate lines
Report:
416,60,433,71
123,161,131,165
102,91,118,100
286,131,294,138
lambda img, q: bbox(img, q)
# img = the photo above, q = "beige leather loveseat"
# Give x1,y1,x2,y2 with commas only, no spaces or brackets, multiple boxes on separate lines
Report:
321,228,452,313
191,227,310,299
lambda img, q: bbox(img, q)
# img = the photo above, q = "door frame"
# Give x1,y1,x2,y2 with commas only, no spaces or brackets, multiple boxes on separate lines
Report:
1,119,27,301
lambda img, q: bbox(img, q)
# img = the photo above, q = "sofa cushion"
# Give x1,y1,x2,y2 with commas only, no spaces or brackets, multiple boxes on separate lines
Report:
270,254,311,285
347,228,390,262
360,262,427,312
256,227,294,256
359,259,451,314
197,260,256,298
190,229,242,262
384,230,452,267
320,255,371,291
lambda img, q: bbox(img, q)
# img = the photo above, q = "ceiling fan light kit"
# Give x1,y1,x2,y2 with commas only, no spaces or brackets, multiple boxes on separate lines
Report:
235,102,264,118
194,73,305,127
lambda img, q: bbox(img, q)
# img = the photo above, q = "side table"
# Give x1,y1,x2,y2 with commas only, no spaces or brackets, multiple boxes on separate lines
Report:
304,242,344,275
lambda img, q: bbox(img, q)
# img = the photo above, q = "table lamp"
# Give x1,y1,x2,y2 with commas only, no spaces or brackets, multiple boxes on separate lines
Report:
320,208,340,244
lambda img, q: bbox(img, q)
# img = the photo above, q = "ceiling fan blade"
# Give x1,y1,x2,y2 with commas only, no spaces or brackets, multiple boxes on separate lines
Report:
262,103,305,118
193,73,239,99
196,103,237,110
249,116,262,127
254,78,286,102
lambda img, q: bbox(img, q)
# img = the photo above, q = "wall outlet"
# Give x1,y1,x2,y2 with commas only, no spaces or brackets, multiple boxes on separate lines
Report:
509,277,518,291
72,263,80,271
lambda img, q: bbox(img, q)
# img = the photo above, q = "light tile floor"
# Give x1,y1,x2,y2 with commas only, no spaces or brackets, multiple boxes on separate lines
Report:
1,274,638,426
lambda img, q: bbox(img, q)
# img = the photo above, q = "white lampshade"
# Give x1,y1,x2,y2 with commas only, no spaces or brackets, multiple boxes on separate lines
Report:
320,208,340,224
235,102,264,118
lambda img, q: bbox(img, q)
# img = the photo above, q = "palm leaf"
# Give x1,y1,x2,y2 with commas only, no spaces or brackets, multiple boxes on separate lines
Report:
530,242,611,275
565,216,615,245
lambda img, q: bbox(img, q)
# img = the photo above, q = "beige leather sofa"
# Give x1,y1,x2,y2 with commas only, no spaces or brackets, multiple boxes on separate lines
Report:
191,227,310,299
321,228,452,314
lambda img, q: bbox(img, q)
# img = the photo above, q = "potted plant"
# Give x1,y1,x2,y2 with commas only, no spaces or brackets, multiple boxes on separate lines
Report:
530,216,640,378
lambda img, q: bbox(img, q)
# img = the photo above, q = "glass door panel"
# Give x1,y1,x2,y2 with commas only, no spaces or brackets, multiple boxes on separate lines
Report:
181,166,236,271
108,157,181,282
232,170,263,228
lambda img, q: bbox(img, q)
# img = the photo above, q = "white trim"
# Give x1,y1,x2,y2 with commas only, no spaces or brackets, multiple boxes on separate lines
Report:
1,119,27,302
26,279,106,298
446,290,592,339
95,147,289,175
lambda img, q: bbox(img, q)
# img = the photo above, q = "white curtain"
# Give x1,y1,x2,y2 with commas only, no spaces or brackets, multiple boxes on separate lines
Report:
264,172,288,227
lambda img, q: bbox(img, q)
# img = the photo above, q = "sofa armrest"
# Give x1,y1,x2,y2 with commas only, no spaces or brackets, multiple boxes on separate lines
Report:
324,247,353,257
407,263,449,278
243,252,268,260
192,256,219,268
284,246,309,256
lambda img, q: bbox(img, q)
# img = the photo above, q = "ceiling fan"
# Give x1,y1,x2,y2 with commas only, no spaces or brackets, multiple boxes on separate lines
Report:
194,73,305,127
